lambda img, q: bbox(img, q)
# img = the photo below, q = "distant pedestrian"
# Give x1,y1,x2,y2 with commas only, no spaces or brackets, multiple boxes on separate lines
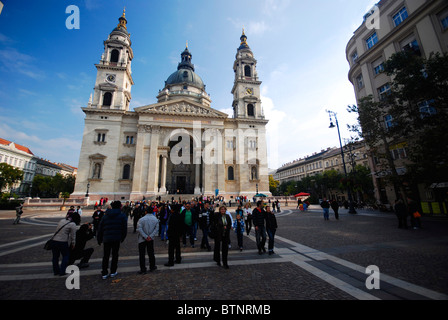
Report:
13,203,23,225
199,202,213,251
131,203,142,233
76,206,83,216
158,204,170,241
244,203,252,235
394,198,408,229
97,201,128,279
407,197,422,229
330,199,339,220
136,208,159,274
165,204,183,266
265,206,277,255
92,206,104,236
233,212,245,251
213,205,232,269
252,201,267,255
181,202,196,248
320,198,330,220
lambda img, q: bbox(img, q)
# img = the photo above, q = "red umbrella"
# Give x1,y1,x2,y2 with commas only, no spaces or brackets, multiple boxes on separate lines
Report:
294,192,310,197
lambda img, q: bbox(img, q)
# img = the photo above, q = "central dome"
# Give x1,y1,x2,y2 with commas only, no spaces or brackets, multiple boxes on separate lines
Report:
165,46,205,90
166,68,205,89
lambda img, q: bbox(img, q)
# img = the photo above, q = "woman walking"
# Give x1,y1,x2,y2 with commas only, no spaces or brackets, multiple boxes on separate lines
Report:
213,205,232,269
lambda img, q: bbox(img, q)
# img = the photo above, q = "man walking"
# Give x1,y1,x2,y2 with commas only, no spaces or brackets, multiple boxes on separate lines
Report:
136,208,159,274
320,198,330,220
252,201,267,255
97,201,128,279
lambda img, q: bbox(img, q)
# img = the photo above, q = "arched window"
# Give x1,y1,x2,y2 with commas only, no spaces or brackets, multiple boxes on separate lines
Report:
247,104,255,117
228,166,234,181
103,92,112,107
244,65,251,77
122,164,131,180
110,49,119,63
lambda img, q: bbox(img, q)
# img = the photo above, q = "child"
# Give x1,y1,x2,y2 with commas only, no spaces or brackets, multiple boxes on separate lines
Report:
233,213,245,251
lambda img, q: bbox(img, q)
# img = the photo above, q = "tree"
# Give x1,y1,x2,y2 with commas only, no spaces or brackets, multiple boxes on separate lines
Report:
347,95,406,202
0,163,24,195
383,51,448,185
31,173,75,198
269,175,280,195
348,51,448,204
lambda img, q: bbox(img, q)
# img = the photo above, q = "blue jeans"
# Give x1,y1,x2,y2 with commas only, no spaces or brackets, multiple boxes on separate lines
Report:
323,208,330,220
160,223,168,240
267,228,276,252
255,225,266,252
52,241,70,275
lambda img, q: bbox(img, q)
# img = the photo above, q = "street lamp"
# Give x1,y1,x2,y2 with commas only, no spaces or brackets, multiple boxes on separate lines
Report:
326,110,357,214
85,182,90,197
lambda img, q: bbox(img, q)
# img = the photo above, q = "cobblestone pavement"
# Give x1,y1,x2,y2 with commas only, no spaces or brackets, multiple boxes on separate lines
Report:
1,205,447,304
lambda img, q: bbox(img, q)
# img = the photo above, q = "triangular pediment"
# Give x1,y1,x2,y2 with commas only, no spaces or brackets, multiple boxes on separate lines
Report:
134,99,229,119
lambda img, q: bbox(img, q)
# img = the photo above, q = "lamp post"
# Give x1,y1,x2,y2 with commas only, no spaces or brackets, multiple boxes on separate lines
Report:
85,182,90,197
327,110,357,214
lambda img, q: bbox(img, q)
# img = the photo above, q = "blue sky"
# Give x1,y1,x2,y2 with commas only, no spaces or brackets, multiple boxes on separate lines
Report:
0,0,377,169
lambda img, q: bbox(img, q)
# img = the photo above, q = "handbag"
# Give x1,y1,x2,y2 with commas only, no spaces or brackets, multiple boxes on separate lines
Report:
44,221,71,250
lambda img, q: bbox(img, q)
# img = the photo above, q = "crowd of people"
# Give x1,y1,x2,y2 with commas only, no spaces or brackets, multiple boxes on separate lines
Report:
49,198,278,278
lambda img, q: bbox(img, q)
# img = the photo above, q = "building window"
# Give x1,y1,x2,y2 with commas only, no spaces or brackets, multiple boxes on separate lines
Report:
356,74,364,90
244,65,251,77
126,136,134,144
227,166,234,181
442,16,448,30
247,104,255,117
418,99,437,118
373,62,384,75
378,83,391,100
103,92,112,107
97,133,106,142
122,164,131,180
110,49,119,63
351,51,358,64
366,32,378,50
401,38,421,56
393,7,408,27
384,114,395,129
391,147,407,160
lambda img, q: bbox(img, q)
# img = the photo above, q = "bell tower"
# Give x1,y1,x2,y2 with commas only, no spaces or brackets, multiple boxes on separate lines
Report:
88,9,134,111
231,30,263,119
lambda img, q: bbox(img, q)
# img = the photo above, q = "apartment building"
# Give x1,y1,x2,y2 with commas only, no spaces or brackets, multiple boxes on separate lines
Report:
346,0,448,211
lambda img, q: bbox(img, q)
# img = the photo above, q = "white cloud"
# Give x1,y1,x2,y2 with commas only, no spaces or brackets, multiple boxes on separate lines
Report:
0,122,81,167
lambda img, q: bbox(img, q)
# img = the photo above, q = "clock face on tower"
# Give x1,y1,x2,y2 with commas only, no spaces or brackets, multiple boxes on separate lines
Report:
245,88,253,95
106,74,116,83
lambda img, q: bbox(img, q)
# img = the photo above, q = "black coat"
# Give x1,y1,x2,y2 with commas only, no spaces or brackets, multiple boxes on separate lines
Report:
252,207,266,228
212,212,232,241
97,209,127,244
167,212,184,238
266,213,278,231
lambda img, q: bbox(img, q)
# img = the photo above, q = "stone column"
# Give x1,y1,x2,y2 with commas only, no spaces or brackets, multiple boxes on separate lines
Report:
131,125,148,200
159,155,168,194
146,125,160,195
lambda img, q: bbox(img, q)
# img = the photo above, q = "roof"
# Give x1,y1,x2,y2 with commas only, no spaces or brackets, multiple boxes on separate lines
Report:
0,138,34,155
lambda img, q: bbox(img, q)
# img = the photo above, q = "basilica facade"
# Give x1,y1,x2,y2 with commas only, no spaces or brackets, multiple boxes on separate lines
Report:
72,11,271,202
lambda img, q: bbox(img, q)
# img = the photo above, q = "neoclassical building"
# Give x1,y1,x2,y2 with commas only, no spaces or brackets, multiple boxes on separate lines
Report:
72,11,271,202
